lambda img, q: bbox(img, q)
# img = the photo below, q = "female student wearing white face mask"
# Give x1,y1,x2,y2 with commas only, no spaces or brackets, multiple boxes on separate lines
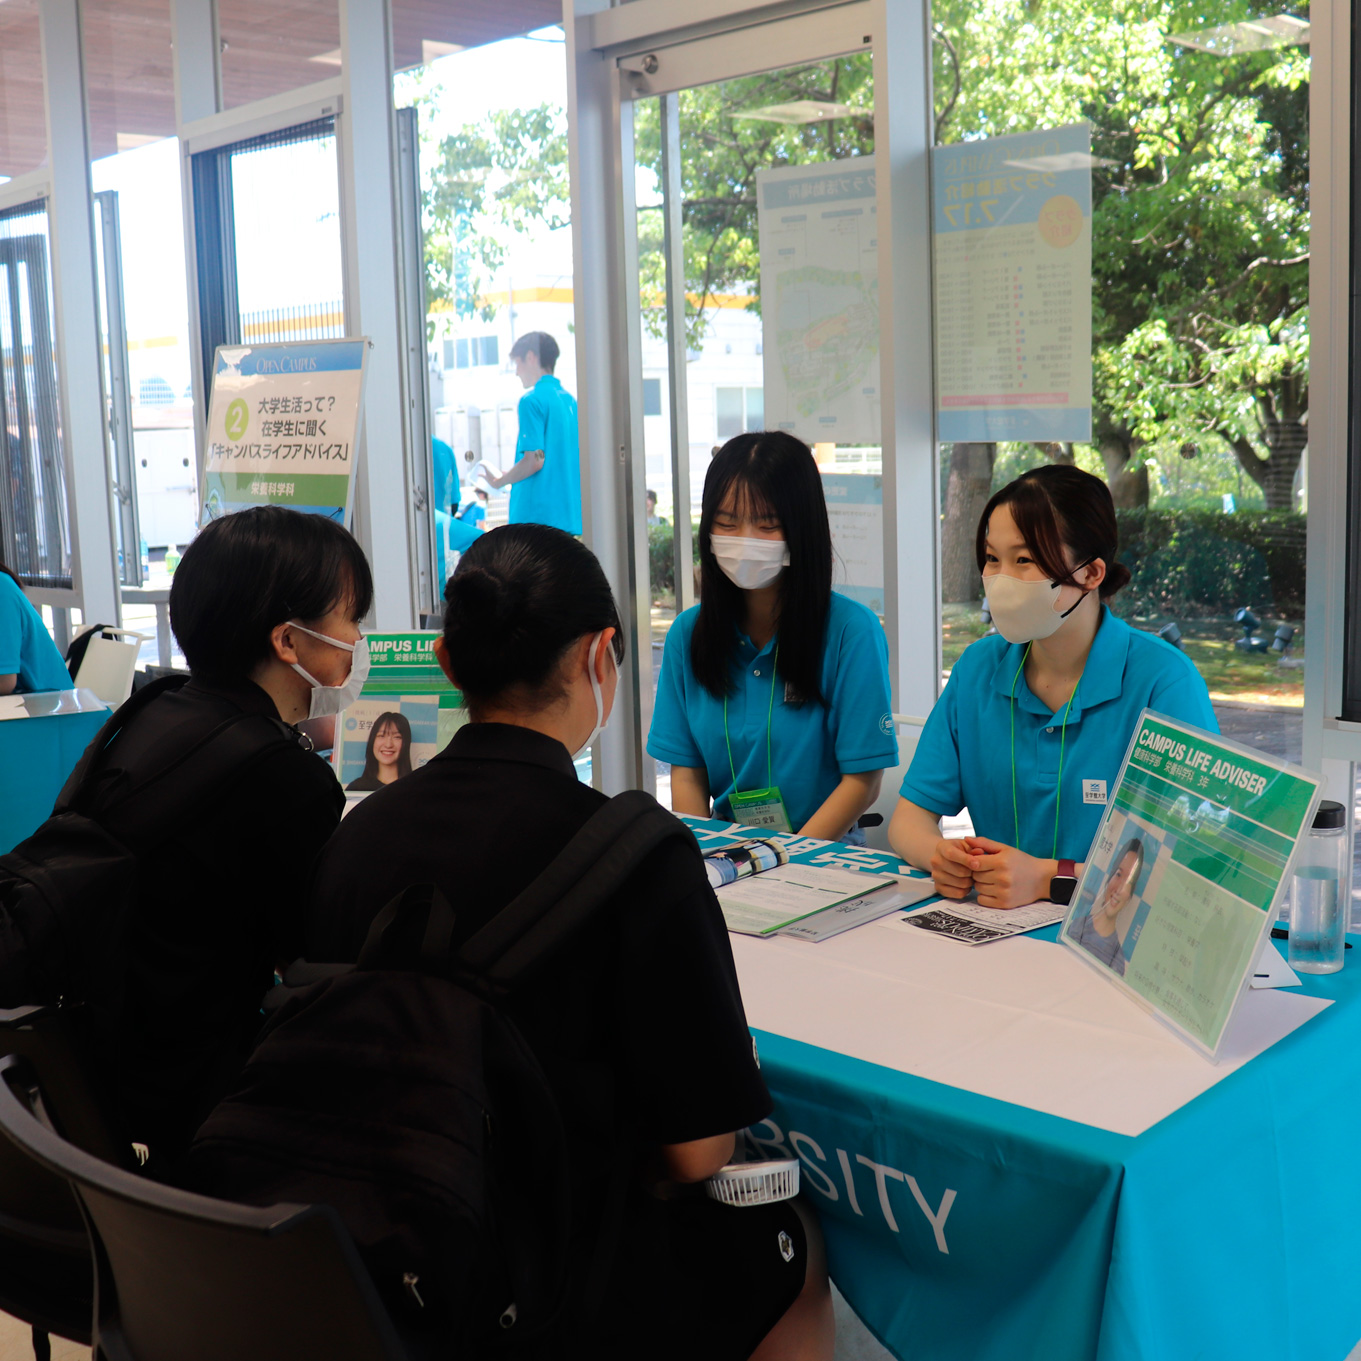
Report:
649,432,898,842
889,465,1216,909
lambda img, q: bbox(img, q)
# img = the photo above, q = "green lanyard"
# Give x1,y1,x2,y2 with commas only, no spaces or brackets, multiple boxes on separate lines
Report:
1009,643,1080,860
724,643,779,794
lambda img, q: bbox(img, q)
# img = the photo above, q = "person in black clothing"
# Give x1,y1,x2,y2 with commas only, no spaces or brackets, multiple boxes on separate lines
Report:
307,524,834,1361
90,506,371,1160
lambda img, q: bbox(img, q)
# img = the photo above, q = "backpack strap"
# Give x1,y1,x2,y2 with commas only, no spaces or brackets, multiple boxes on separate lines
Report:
458,790,692,987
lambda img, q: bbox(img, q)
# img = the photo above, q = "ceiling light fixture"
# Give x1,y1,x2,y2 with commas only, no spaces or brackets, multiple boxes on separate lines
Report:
732,100,867,126
1169,13,1308,55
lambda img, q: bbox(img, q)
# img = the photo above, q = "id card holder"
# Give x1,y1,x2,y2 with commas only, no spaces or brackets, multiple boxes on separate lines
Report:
729,787,793,834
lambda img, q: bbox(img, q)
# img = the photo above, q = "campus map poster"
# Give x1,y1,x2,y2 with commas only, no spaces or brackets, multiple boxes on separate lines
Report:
201,338,369,524
933,124,1093,442
1061,712,1321,1058
333,632,467,794
757,157,879,445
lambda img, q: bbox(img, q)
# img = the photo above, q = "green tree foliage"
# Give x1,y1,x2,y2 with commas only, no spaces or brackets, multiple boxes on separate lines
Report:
933,0,1309,510
631,59,873,345
421,105,570,322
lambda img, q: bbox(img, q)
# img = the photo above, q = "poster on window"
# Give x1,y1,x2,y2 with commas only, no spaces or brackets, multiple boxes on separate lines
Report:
756,157,880,446
822,472,883,614
201,338,369,524
333,632,467,797
1060,713,1321,1060
933,123,1093,442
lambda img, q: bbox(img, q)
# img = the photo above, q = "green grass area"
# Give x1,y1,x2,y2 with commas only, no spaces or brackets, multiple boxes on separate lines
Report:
941,603,1303,707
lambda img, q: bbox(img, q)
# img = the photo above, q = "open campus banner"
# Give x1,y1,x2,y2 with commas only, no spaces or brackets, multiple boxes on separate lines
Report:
333,632,467,794
932,123,1093,443
1060,712,1321,1059
201,338,369,524
756,156,880,446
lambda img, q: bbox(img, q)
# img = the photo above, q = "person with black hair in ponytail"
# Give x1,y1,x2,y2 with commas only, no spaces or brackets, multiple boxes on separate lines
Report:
890,464,1216,910
648,432,897,843
0,555,71,694
307,523,834,1361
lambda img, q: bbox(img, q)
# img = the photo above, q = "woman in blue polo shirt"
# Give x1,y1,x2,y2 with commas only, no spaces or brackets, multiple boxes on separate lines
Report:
649,432,897,843
889,464,1216,907
0,558,71,695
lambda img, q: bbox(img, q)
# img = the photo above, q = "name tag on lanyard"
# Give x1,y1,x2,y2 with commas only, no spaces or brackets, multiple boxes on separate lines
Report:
729,786,793,834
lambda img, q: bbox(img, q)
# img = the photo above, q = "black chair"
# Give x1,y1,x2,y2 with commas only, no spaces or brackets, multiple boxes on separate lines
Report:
0,1005,134,1359
0,1053,410,1361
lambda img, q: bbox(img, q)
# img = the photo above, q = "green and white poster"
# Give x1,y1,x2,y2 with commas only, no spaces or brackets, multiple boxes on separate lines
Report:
1061,712,1321,1059
333,632,467,795
201,338,369,524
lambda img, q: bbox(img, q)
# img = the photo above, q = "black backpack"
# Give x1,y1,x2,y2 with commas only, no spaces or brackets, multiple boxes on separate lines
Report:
186,791,690,1356
0,676,300,1023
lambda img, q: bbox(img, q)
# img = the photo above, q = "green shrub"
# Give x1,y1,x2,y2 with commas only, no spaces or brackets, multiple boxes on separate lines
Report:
1113,509,1305,618
647,521,701,602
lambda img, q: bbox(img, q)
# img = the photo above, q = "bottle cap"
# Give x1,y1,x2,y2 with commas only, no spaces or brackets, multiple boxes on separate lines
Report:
1312,800,1347,830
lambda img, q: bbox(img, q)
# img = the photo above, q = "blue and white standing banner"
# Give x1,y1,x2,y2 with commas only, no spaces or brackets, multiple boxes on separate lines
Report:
933,124,1093,442
821,472,883,614
201,338,370,524
757,156,880,445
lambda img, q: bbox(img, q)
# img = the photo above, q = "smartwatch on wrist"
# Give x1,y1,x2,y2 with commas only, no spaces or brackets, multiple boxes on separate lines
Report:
1049,858,1078,906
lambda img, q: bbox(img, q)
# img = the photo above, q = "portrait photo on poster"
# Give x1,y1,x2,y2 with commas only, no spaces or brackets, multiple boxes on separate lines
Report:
339,698,441,792
1064,810,1173,979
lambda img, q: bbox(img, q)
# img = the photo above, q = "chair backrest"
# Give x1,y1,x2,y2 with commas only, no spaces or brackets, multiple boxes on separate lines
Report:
861,714,927,852
0,1056,409,1361
0,1005,132,1344
71,629,146,706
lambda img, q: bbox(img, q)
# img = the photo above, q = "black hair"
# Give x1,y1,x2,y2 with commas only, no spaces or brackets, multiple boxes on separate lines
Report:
976,464,1131,599
0,557,19,588
443,524,624,716
171,506,373,683
508,331,560,374
1116,837,1145,883
358,710,413,782
692,432,833,705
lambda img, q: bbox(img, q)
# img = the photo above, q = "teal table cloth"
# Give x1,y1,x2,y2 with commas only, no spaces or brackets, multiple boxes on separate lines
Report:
747,922,1361,1361
0,691,109,853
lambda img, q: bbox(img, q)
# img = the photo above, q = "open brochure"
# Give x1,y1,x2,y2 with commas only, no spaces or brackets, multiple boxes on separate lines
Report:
703,838,789,890
717,862,899,937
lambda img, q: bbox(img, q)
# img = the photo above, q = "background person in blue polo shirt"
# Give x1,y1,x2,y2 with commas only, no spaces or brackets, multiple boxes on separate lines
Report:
649,432,897,843
485,331,582,535
0,557,71,694
890,464,1216,908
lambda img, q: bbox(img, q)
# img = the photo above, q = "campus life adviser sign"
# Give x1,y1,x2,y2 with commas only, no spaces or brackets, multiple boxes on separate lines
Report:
1060,712,1321,1059
201,338,369,524
932,123,1093,443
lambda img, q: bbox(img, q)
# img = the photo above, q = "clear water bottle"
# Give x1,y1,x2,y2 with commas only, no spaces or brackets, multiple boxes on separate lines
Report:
1288,800,1349,974
139,535,150,579
164,544,181,576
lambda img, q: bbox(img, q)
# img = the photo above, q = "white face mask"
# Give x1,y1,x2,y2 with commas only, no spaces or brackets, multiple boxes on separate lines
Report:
574,631,616,759
712,535,790,591
287,622,370,719
983,572,1088,645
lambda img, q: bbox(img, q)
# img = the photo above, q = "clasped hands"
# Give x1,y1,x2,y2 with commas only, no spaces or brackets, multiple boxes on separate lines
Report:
928,836,1053,910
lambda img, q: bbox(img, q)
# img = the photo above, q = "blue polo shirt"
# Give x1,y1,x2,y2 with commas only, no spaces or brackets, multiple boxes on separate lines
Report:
0,573,71,693
509,374,582,535
648,593,898,830
901,606,1217,863
434,509,483,597
431,438,457,516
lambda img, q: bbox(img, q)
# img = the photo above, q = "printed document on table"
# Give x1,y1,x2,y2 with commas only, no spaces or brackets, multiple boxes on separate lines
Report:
718,864,895,937
884,899,1066,946
778,880,937,943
